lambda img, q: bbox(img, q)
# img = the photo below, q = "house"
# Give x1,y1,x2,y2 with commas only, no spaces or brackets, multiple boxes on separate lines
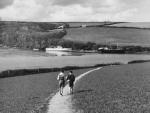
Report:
81,24,87,28
57,25,64,29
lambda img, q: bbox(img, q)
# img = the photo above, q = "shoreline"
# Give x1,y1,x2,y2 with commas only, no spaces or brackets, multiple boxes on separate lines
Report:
0,59,150,78
0,62,121,78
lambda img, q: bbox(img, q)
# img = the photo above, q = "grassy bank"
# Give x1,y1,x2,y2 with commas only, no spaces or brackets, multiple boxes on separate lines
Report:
73,62,150,113
1,59,150,78
0,63,121,78
128,59,150,64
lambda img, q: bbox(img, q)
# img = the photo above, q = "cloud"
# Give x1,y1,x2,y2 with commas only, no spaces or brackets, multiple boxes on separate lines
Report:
0,0,14,9
0,0,149,22
112,8,138,21
0,0,46,21
53,0,84,6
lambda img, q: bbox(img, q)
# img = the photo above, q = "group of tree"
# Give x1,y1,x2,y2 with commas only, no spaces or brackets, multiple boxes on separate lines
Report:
0,21,68,50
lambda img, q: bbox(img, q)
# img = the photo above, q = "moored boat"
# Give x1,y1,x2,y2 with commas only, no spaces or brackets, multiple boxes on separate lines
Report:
46,46,72,52
98,47,125,54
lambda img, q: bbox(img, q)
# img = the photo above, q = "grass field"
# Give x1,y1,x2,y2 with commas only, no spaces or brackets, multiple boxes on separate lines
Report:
67,22,112,27
109,22,150,28
64,27,150,46
73,62,150,113
0,68,91,113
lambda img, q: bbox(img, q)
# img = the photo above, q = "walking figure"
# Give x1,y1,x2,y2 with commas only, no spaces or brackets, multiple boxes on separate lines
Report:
57,70,65,96
66,71,75,94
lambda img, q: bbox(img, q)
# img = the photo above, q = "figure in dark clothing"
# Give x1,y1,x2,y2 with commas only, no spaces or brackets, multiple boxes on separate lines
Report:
66,71,75,94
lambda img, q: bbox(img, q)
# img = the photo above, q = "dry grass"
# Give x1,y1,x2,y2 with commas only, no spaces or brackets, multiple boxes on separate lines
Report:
73,62,150,113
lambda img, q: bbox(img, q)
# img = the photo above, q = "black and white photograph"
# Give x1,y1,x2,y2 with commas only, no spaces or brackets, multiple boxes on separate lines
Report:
0,0,150,113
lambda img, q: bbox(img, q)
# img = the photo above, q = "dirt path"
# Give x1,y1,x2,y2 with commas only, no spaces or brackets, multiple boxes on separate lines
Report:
47,67,102,113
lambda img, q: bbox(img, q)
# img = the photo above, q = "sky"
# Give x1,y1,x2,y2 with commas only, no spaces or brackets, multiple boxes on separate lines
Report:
0,0,149,22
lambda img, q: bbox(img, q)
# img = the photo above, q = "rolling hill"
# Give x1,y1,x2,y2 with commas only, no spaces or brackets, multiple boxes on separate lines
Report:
67,22,117,27
1,21,150,50
108,22,150,28
63,26,150,46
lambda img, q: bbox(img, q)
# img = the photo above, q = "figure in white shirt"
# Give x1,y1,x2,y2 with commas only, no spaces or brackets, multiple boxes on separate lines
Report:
57,70,65,96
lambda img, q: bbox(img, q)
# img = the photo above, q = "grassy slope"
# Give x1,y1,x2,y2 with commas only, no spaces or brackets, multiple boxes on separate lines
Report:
0,68,91,113
63,27,150,46
109,22,150,28
73,62,150,113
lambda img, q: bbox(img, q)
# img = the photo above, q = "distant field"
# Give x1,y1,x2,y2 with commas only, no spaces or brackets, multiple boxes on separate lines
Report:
73,62,150,113
64,27,150,46
0,68,91,113
109,22,150,28
67,22,112,27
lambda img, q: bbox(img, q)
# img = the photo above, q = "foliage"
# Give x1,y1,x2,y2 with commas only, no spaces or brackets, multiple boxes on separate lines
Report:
0,21,68,50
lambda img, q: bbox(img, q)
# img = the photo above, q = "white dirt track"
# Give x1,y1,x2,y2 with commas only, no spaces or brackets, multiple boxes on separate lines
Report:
47,67,102,113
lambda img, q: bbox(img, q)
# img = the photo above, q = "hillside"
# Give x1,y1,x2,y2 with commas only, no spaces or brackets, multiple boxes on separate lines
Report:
63,27,150,46
0,21,68,49
108,22,150,29
67,22,117,27
1,21,150,50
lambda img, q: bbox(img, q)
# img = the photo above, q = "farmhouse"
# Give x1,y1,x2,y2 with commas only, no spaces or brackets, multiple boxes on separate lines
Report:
57,25,64,29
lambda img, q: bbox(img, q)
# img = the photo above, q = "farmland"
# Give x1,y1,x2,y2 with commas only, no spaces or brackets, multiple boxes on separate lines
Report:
108,22,150,28
0,21,150,50
73,62,150,113
63,27,150,46
67,22,116,27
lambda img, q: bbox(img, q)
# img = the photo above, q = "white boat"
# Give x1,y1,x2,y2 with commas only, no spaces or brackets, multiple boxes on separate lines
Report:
46,46,72,52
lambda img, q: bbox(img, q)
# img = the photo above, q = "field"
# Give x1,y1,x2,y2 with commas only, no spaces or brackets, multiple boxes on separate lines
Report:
1,21,150,49
109,22,150,28
0,68,91,113
63,27,150,46
67,22,114,27
73,62,150,113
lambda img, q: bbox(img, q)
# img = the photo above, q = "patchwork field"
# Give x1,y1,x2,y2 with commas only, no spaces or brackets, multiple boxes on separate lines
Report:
73,62,150,113
64,27,150,46
0,68,91,113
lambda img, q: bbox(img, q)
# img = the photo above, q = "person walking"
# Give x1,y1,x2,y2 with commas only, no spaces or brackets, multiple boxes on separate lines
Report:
66,71,75,94
57,70,65,96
